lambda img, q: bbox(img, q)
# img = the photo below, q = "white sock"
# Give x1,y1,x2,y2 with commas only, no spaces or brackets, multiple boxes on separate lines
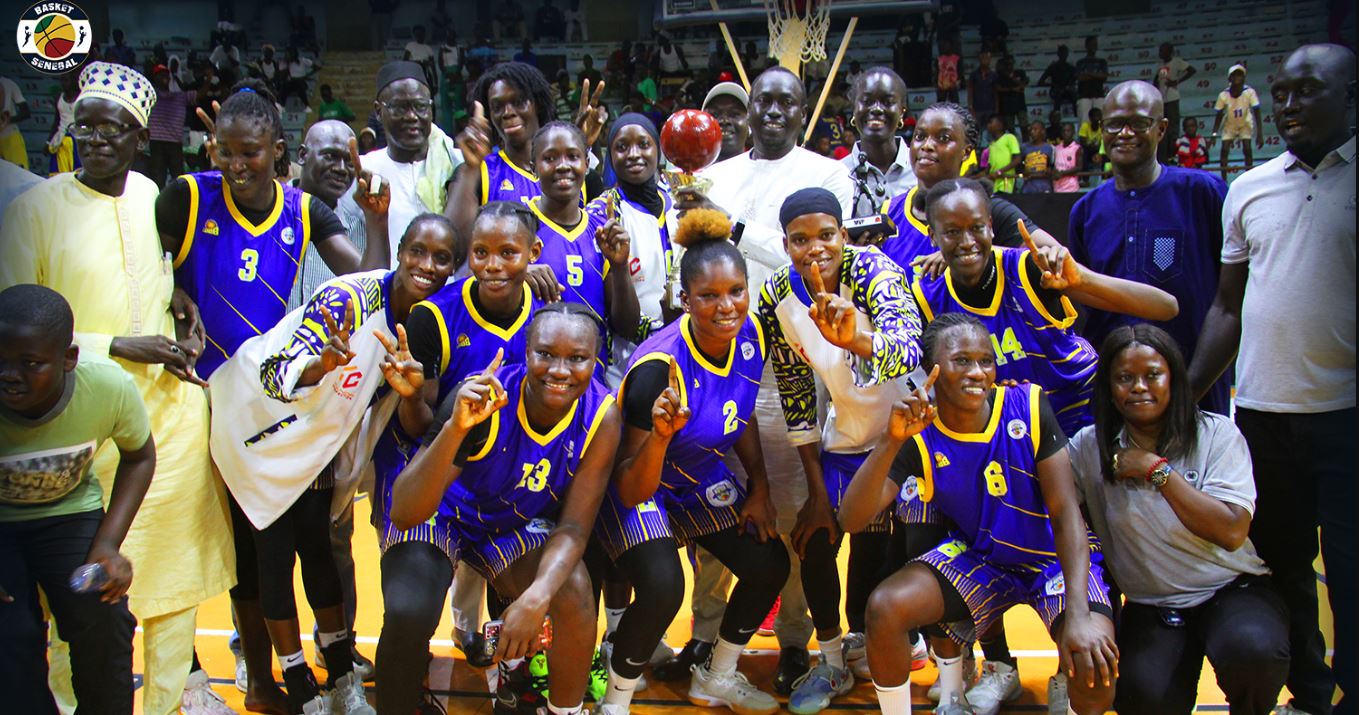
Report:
819,634,845,670
317,628,348,648
1067,706,1078,715
873,680,912,714
546,702,583,715
502,657,524,669
278,649,306,671
601,662,640,707
935,652,965,704
605,607,627,637
708,637,744,675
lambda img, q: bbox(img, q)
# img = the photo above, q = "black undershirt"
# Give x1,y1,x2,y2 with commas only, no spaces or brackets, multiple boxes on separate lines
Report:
426,388,492,467
406,285,525,380
952,250,1068,318
155,176,346,249
621,325,730,431
887,389,1068,488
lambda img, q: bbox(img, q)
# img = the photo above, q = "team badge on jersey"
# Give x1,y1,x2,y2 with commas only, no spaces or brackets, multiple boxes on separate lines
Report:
526,518,553,534
934,452,951,468
899,476,920,503
281,227,296,245
705,479,737,507
500,178,515,192
1044,572,1066,596
1007,418,1028,440
203,219,219,236
741,341,755,361
457,333,471,348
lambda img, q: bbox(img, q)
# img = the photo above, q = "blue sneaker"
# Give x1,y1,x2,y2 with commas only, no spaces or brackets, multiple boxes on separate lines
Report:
788,663,854,715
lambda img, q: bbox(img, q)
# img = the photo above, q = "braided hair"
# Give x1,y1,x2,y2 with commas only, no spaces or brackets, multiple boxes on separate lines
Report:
472,61,554,142
527,301,605,354
217,78,287,174
921,101,980,153
920,312,987,369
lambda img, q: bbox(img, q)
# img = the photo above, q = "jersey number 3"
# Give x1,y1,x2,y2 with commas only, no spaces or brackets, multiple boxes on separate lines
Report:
238,248,259,282
518,458,551,492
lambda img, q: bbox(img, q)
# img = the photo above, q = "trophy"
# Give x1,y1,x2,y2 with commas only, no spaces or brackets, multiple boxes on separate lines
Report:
660,108,723,196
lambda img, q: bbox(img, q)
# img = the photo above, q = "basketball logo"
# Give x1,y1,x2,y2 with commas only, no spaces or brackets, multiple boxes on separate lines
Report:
16,2,92,74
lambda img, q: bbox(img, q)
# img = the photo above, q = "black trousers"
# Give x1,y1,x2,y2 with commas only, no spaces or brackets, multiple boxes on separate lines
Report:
1159,99,1182,163
0,510,137,715
251,487,345,621
1114,577,1290,715
1237,407,1355,714
375,541,454,714
146,140,184,190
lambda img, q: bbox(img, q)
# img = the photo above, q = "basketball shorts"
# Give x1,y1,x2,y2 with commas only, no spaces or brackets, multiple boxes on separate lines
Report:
594,478,745,559
822,450,890,533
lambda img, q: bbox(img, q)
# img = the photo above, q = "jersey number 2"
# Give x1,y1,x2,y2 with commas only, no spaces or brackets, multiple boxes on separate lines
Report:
983,461,1008,497
722,400,739,435
518,459,551,492
238,248,259,282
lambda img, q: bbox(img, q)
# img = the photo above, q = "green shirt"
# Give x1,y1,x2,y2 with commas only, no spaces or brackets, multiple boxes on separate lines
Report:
987,132,1021,193
318,99,356,122
0,356,150,522
636,77,658,109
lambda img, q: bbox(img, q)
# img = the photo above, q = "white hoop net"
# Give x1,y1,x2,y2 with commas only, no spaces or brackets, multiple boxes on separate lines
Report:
765,0,831,72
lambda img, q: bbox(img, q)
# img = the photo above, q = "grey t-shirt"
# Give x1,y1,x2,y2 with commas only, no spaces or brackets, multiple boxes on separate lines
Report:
1067,412,1268,608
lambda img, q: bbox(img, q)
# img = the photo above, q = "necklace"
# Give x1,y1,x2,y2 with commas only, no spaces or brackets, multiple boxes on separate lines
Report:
1126,430,1157,453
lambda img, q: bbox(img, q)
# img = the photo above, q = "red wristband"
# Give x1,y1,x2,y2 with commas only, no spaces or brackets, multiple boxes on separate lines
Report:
1144,457,1169,482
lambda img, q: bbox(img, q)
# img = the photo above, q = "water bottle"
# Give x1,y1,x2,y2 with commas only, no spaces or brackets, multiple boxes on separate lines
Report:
69,562,108,593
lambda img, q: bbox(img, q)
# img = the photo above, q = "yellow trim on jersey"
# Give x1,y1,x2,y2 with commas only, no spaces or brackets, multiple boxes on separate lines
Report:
412,301,452,375
294,193,313,288
912,433,935,503
336,282,365,331
911,277,936,322
463,278,533,340
1028,383,1042,457
528,197,589,241
466,409,501,462
680,314,736,377
174,174,199,269
518,382,580,446
935,385,1007,443
579,394,617,456
499,150,539,183
750,312,766,360
622,352,687,409
479,160,491,205
944,248,1005,317
1016,251,1078,329
223,180,285,237
899,185,929,236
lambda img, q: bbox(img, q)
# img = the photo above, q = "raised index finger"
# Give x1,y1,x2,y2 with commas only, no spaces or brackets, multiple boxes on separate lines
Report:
806,263,827,296
920,364,941,393
484,348,504,376
577,79,591,113
321,303,341,336
667,356,680,392
348,136,363,175
342,297,355,334
1018,220,1044,264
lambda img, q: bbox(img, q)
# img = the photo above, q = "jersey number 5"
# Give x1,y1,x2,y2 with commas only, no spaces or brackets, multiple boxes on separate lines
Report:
984,461,1008,497
567,255,584,287
518,458,551,492
722,400,740,435
239,248,259,282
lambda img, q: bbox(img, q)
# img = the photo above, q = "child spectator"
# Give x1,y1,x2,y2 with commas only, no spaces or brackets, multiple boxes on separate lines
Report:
1175,116,1210,169
1153,43,1196,162
1211,64,1262,180
1020,120,1055,193
984,113,1021,193
1053,122,1083,192
1079,106,1103,173
0,284,156,715
936,37,961,102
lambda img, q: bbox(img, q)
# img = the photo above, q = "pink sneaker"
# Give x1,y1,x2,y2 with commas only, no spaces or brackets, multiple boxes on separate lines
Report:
757,597,780,636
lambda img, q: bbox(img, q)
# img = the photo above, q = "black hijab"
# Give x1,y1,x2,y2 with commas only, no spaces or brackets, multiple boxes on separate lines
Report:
607,113,664,217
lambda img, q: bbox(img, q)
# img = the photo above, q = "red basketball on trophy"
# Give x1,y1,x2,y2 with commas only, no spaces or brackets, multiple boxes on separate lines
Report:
660,109,723,191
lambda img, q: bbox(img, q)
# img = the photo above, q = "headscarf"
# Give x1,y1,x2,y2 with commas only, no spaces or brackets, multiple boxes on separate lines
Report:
606,113,664,217
779,187,844,231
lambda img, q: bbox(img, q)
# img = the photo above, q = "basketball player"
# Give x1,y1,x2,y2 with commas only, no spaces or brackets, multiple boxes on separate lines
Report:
390,304,624,715
915,178,1178,434
596,239,789,715
374,203,544,711
841,313,1119,715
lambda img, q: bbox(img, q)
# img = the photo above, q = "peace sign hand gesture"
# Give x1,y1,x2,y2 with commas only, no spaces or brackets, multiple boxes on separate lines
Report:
804,264,859,351
376,324,425,398
351,136,390,216
455,101,494,169
887,365,939,442
319,298,358,374
450,348,509,432
194,100,223,170
595,217,632,269
1020,220,1081,290
652,357,690,439
574,79,609,147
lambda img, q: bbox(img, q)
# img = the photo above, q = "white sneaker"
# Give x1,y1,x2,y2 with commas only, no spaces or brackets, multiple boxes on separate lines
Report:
687,663,779,715
234,653,248,693
1047,673,1069,715
181,670,239,714
927,649,977,702
649,638,675,666
1273,706,1317,715
966,661,1021,715
328,671,375,715
596,704,629,715
842,632,871,680
301,694,332,715
600,638,650,693
315,641,375,682
911,633,930,671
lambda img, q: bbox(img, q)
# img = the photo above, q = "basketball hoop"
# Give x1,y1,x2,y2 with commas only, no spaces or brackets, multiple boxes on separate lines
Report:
765,0,832,74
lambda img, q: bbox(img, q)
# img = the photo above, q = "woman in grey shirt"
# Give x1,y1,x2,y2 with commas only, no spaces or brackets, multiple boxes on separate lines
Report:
1068,324,1289,715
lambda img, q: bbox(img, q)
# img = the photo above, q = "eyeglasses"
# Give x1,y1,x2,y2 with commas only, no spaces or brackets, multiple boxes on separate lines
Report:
1102,117,1158,134
379,99,434,118
68,122,137,139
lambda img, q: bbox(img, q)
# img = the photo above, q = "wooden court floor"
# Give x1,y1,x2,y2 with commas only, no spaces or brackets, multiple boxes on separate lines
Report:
132,497,1334,713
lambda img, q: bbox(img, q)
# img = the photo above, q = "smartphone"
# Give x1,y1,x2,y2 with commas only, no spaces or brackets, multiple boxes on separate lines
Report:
481,617,554,659
844,214,897,244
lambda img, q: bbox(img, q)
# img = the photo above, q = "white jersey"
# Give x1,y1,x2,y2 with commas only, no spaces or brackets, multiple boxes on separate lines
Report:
605,189,676,388
209,269,399,529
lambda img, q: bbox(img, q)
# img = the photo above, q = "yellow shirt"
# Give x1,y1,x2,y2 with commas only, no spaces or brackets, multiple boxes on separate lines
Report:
0,172,234,617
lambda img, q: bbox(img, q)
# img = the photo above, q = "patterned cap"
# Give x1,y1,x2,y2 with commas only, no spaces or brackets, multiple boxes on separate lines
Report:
77,61,157,127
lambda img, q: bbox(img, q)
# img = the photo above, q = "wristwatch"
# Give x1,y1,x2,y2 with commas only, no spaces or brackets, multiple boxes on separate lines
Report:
1147,462,1172,488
